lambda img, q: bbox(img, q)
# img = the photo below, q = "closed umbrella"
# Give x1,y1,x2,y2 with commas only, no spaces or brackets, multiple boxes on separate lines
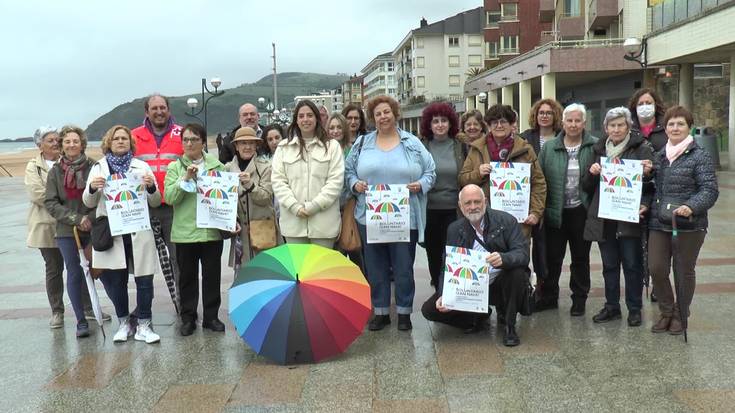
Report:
150,217,179,314
73,228,105,338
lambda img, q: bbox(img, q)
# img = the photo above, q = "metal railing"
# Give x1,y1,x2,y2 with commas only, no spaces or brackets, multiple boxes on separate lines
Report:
650,0,734,32
499,47,520,54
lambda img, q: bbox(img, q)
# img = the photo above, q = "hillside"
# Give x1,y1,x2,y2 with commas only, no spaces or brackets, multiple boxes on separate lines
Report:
85,72,348,139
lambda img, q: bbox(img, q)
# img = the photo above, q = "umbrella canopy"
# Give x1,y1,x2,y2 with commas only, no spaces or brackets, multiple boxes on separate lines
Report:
229,244,371,364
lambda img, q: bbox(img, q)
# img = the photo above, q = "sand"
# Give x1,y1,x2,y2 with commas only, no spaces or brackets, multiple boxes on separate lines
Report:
0,137,218,178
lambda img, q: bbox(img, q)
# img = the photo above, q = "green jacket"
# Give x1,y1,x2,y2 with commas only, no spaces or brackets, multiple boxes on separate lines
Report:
538,130,597,229
164,152,225,243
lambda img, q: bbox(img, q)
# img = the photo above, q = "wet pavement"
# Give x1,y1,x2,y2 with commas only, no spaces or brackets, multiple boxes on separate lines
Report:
2,173,735,413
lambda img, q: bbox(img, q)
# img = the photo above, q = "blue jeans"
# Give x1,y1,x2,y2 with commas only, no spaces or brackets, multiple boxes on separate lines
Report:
358,224,418,315
100,272,154,320
598,232,644,312
56,236,88,323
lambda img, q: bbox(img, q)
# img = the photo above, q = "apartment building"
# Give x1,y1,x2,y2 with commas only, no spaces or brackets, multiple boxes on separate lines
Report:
294,91,342,114
362,53,397,101
342,75,365,107
484,0,551,68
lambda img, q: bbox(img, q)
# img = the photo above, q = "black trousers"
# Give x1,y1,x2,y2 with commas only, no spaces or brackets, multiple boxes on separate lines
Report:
176,240,224,323
424,209,458,288
531,222,547,281
540,205,591,302
422,267,527,328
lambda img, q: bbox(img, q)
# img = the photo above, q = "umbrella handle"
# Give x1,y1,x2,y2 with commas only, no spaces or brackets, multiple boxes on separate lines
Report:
73,227,83,250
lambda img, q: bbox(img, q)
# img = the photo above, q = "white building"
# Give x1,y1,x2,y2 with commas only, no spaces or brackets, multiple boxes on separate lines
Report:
392,7,485,105
361,52,397,100
294,90,342,114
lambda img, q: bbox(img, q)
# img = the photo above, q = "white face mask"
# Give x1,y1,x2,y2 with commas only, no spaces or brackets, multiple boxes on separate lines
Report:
637,104,655,120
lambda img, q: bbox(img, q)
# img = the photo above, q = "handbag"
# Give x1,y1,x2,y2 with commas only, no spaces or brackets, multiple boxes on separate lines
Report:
249,217,278,250
338,197,362,252
91,215,114,251
658,198,695,230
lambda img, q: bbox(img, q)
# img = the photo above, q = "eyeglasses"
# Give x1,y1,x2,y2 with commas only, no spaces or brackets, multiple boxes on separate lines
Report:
538,111,554,117
182,137,202,144
489,119,509,127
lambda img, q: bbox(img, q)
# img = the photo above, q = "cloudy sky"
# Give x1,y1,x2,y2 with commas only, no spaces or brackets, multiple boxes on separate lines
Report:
0,0,481,138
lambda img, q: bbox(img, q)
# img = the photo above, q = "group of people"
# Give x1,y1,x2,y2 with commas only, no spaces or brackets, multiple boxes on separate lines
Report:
25,87,718,349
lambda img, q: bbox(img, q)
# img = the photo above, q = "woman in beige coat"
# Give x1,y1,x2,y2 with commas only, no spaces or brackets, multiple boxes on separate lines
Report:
83,125,162,344
271,100,344,248
224,127,279,267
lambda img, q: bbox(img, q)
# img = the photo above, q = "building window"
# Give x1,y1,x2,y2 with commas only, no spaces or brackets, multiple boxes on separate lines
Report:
486,11,501,28
415,56,425,68
564,0,580,16
387,62,394,71
449,75,461,87
448,55,460,67
449,36,459,47
501,3,518,20
468,35,482,46
417,76,425,88
485,42,498,59
416,37,424,48
468,54,482,67
500,36,519,54
694,64,724,79
387,75,395,83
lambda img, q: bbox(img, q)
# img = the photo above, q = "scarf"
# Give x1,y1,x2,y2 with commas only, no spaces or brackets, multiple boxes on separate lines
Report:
486,134,514,161
105,151,133,174
666,135,694,164
237,156,252,172
59,154,88,199
605,132,630,160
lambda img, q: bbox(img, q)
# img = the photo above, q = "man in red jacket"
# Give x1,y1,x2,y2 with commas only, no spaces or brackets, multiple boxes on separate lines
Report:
132,94,183,287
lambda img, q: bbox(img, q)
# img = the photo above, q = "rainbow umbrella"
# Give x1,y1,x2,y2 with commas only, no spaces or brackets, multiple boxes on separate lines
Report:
228,244,371,365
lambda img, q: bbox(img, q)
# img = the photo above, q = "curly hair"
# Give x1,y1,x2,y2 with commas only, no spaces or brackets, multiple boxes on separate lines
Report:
485,104,516,124
460,110,487,135
628,88,667,124
58,125,88,153
528,98,563,131
100,125,136,154
366,95,401,125
419,101,459,140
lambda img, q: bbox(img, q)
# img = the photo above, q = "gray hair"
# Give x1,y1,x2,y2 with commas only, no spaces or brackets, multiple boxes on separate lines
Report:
33,126,56,147
603,106,633,130
563,103,587,121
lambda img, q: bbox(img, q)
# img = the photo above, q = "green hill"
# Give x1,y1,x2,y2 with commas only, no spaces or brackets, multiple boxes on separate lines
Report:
85,72,348,139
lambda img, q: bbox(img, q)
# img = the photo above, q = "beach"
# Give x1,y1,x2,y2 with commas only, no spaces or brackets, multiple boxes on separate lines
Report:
0,137,218,178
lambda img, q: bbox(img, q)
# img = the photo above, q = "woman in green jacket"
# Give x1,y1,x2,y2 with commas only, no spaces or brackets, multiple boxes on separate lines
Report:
536,104,598,316
164,123,226,336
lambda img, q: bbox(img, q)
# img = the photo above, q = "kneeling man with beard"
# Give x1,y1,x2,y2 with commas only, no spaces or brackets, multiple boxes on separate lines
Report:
421,184,529,346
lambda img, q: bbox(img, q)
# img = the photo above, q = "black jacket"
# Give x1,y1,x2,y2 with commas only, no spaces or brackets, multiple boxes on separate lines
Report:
438,207,529,295
520,128,560,157
644,141,719,232
218,124,265,164
581,132,655,241
632,117,667,152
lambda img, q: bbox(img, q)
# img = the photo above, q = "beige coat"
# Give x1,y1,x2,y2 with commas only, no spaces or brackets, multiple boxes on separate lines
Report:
224,155,279,266
82,157,162,275
25,154,57,248
271,137,344,239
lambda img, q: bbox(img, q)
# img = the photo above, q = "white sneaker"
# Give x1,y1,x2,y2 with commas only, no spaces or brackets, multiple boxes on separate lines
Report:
113,320,134,343
134,320,160,344
49,313,64,329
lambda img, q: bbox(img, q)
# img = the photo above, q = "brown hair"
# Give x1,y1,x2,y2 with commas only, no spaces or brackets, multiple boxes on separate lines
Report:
663,105,694,129
366,95,401,125
460,110,487,135
58,125,88,153
628,88,666,124
286,99,329,159
528,98,563,131
100,125,136,154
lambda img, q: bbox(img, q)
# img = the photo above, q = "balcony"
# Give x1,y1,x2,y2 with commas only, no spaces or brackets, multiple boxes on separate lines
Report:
539,30,558,45
558,14,585,40
539,0,555,22
499,47,519,55
588,0,618,29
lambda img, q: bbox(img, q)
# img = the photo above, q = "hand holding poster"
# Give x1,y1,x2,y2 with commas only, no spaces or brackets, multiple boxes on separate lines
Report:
196,170,239,232
104,172,151,236
598,157,643,223
365,184,410,243
489,162,531,223
442,246,499,313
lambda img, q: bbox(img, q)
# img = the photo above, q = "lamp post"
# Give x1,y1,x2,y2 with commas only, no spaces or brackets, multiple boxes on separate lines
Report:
623,37,647,67
258,96,277,124
185,77,225,135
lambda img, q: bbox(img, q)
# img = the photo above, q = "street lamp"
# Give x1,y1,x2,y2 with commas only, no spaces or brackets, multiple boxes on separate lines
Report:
623,37,647,67
258,96,277,124
185,77,225,135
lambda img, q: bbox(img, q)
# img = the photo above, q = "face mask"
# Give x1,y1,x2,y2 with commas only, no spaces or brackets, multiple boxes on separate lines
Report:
637,104,655,120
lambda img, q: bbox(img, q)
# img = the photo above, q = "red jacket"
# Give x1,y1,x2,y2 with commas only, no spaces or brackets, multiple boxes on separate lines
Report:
132,123,183,204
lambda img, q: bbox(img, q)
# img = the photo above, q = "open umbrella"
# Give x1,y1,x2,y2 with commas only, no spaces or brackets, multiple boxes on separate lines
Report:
671,218,688,342
150,217,179,314
73,228,106,338
228,244,371,364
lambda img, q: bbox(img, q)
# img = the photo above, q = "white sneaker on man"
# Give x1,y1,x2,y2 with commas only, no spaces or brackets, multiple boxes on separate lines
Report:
134,320,160,344
49,313,64,329
113,320,134,342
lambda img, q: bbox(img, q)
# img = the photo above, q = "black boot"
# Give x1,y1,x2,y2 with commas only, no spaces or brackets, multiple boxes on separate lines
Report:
397,314,412,331
570,298,586,316
503,325,520,347
368,315,391,331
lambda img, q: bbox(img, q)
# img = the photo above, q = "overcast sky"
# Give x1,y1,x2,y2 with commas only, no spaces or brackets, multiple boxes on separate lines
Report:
0,0,481,138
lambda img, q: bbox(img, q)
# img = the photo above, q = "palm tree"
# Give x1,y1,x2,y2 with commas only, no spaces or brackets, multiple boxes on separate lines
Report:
466,67,485,78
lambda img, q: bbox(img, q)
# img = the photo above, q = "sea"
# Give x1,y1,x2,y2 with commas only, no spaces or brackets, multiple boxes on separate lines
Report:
0,142,36,154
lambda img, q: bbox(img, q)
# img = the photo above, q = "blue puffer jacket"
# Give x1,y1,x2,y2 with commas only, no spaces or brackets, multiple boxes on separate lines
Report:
645,140,718,232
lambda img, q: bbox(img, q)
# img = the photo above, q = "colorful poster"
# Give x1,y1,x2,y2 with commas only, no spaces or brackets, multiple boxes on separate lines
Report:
489,162,531,223
104,173,151,236
196,171,239,232
365,184,410,244
598,157,644,223
441,246,499,313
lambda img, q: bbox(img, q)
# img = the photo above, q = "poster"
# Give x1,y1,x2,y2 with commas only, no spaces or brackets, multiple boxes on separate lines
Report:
196,171,239,232
365,184,410,243
489,162,531,223
441,246,499,313
598,157,644,223
104,172,151,236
